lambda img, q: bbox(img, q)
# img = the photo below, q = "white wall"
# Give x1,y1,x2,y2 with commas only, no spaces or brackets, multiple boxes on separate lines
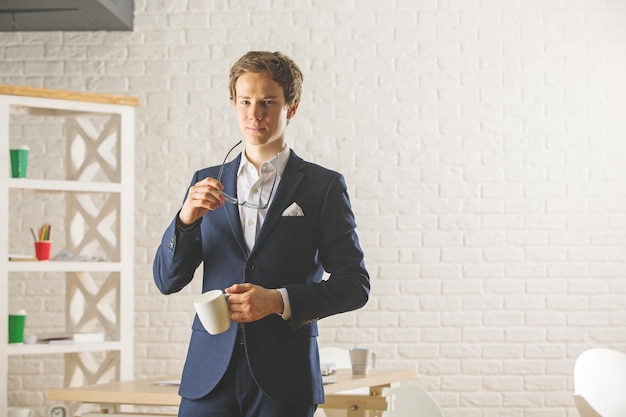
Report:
3,0,626,415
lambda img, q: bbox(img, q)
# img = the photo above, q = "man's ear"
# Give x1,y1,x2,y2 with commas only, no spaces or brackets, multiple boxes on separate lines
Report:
287,102,300,120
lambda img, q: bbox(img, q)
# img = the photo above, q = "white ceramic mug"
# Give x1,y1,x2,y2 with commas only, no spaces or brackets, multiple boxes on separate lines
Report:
7,408,34,417
350,348,376,375
193,289,231,335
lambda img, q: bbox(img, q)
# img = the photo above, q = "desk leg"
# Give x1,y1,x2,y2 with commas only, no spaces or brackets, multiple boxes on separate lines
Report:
322,383,391,417
369,384,389,417
344,397,388,417
370,384,385,397
345,403,386,417
346,399,366,417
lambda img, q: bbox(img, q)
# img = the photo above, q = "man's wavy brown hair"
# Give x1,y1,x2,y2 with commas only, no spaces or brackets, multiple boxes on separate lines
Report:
229,51,303,107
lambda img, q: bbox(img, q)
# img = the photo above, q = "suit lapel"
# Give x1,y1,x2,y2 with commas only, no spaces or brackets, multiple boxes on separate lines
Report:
250,151,305,258
221,154,248,255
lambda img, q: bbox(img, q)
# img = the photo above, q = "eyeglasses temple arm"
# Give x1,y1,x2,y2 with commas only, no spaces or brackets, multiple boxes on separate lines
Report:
217,139,243,181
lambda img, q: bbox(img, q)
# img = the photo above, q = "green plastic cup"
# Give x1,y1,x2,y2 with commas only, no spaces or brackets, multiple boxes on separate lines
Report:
10,146,29,178
8,310,27,343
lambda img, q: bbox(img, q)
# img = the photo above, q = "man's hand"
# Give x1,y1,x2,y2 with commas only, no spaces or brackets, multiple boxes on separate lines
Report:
225,283,284,323
178,177,226,225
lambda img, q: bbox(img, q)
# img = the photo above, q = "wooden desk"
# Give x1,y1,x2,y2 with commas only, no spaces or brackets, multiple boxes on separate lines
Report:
49,368,417,417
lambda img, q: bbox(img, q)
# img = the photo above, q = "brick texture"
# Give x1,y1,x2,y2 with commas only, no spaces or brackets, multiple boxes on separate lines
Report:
3,0,626,415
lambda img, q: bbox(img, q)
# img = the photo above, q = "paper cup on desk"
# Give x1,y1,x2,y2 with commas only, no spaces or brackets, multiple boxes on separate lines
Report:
8,310,27,344
34,241,52,261
193,290,231,335
350,348,376,375
9,146,29,178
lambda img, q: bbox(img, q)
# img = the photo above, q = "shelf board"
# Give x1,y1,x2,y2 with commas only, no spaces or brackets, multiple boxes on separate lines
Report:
6,341,122,356
0,84,140,107
7,261,122,272
8,178,122,193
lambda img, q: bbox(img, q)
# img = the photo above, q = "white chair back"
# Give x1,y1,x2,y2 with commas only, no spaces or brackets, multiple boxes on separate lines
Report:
573,348,626,417
320,346,352,369
382,382,443,417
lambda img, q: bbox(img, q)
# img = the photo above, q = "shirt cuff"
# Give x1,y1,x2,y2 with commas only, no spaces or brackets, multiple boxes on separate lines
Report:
277,288,292,320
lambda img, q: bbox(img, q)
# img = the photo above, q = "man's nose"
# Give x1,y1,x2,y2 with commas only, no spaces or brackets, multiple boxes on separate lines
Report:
248,104,262,120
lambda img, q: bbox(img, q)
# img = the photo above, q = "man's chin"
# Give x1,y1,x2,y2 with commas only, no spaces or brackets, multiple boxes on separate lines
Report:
243,133,273,145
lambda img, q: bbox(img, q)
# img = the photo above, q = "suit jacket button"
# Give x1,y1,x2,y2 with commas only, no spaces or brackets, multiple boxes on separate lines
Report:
245,264,255,271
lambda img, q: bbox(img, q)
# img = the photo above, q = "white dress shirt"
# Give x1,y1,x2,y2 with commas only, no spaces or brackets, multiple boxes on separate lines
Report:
236,146,292,319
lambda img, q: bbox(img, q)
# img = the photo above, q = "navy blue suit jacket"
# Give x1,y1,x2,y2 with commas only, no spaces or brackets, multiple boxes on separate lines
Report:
153,150,370,406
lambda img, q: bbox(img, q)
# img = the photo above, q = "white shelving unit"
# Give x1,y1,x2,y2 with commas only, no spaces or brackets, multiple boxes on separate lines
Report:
0,85,138,413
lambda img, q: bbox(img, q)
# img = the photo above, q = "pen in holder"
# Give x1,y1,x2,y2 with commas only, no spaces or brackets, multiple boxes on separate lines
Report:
32,224,52,261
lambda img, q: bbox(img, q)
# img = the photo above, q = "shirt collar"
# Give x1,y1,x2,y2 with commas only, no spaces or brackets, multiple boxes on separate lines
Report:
237,145,291,178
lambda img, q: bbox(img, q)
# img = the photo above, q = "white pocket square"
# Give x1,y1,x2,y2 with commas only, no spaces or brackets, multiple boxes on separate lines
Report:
282,202,304,217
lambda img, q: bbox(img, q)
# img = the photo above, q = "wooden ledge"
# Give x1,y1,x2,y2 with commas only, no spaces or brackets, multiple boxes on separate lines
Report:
0,84,140,106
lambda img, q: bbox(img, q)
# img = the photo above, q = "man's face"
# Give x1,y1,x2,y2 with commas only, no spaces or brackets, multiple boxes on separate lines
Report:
233,71,297,152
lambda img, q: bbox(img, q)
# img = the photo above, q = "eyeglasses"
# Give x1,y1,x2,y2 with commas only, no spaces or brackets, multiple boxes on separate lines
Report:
216,140,279,210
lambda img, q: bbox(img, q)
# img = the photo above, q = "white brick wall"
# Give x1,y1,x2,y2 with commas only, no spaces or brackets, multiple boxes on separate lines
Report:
3,0,626,415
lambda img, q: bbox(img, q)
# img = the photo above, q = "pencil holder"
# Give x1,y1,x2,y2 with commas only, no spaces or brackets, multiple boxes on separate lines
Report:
34,241,51,261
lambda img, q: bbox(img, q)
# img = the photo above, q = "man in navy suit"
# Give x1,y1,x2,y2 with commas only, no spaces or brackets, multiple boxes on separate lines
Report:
153,51,370,417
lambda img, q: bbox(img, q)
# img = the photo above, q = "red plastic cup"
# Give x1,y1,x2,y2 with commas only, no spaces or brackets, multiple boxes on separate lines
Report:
34,241,52,261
